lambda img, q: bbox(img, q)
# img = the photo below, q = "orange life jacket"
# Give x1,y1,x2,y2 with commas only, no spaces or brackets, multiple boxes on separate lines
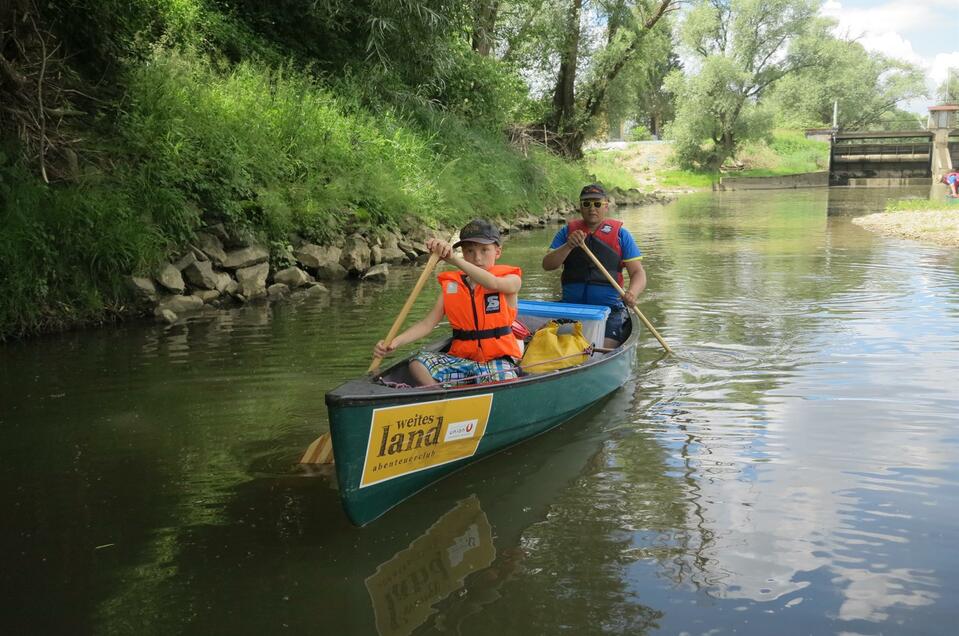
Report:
438,264,522,362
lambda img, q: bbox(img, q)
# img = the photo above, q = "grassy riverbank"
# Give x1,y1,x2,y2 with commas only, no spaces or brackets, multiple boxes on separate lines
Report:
585,130,829,191
0,7,586,340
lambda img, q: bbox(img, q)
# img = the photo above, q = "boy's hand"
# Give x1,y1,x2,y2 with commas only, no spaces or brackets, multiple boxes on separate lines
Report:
426,238,453,260
567,230,587,248
373,339,397,359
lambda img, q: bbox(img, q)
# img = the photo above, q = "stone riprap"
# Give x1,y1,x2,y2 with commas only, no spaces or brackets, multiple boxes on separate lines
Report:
129,198,673,325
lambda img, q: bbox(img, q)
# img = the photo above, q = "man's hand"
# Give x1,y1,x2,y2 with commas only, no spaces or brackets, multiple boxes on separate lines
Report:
425,238,453,260
567,230,587,248
622,290,637,307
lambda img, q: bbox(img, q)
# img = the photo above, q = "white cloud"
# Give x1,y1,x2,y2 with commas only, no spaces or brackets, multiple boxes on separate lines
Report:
821,1,959,108
856,31,925,67
930,52,959,85
821,0,935,36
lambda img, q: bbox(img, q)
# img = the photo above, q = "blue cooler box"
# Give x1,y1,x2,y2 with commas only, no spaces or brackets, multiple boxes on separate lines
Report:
516,300,610,346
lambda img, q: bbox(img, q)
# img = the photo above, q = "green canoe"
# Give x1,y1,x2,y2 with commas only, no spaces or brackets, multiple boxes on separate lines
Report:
325,311,640,526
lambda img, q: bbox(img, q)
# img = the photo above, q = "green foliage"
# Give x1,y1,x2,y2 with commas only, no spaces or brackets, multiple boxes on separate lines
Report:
214,0,472,91
121,49,435,240
0,43,585,337
885,198,954,212
736,129,829,175
0,153,169,336
118,47,577,239
627,125,653,142
497,0,678,155
668,0,824,170
604,25,679,138
420,41,528,131
50,0,211,65
665,59,777,170
767,39,926,130
657,169,718,188
2,0,604,338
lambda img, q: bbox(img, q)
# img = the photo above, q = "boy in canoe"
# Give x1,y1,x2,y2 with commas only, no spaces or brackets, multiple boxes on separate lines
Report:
542,183,646,348
373,219,522,386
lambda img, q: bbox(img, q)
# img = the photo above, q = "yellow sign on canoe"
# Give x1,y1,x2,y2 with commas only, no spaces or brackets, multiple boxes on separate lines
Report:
360,394,494,488
365,495,495,636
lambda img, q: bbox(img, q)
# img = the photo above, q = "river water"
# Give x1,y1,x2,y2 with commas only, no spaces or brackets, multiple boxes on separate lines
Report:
2,187,958,635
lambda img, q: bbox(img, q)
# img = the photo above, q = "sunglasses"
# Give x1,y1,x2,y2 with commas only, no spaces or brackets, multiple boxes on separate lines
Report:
580,200,605,208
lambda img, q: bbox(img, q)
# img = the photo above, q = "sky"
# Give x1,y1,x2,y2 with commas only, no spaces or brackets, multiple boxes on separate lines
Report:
820,0,959,113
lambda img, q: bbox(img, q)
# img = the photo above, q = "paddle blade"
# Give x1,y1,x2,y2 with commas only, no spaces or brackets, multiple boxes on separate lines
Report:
299,432,334,464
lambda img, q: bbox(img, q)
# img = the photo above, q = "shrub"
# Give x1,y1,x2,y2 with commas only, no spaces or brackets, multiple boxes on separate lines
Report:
627,125,653,142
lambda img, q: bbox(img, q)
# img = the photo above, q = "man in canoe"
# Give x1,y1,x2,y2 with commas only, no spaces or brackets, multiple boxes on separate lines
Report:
542,183,646,348
373,219,523,386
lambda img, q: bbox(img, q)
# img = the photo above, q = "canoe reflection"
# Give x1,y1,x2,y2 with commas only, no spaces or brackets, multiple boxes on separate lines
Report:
366,494,508,636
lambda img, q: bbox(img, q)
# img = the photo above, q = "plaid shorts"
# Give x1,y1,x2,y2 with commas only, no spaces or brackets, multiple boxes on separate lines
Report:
413,351,519,386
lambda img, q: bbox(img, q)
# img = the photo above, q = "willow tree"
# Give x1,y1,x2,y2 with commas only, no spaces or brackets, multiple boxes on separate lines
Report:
604,23,680,139
668,0,827,171
767,38,926,130
496,0,677,157
548,0,678,157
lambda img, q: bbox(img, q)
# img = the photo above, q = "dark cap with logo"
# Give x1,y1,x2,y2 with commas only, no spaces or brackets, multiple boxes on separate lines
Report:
579,183,607,199
453,219,501,248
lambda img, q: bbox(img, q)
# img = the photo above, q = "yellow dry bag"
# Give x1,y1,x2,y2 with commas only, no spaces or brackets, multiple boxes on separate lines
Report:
520,320,591,374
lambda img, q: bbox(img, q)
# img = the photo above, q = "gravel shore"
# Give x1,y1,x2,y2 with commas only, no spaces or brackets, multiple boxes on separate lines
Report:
852,208,959,248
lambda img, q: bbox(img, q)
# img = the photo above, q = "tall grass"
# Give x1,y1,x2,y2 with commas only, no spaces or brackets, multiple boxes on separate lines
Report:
0,47,585,339
0,155,172,335
121,49,583,239
737,130,829,177
886,198,958,212
583,150,642,191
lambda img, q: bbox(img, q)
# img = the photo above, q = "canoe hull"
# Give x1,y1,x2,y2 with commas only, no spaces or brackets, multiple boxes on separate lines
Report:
327,316,638,526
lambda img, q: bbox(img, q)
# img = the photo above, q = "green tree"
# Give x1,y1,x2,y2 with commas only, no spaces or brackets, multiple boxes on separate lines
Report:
471,0,500,56
939,68,959,103
768,39,926,130
604,24,679,139
499,0,677,157
553,0,678,157
667,0,826,170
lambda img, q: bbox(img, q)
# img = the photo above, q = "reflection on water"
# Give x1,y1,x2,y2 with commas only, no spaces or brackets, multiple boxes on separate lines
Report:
366,495,496,636
3,186,959,634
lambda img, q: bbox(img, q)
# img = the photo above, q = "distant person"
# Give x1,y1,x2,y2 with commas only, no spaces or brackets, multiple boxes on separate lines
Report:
542,183,646,348
942,171,959,197
373,219,522,386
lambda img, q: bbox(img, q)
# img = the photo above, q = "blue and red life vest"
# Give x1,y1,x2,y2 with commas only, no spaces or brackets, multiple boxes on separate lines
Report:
438,264,522,362
561,218,625,287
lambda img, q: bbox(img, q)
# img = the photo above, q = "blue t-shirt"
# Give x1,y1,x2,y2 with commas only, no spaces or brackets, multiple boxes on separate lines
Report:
549,225,643,308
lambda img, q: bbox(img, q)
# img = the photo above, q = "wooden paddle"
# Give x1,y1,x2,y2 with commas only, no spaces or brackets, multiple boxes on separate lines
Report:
579,243,673,355
368,250,443,373
299,432,334,465
300,246,444,464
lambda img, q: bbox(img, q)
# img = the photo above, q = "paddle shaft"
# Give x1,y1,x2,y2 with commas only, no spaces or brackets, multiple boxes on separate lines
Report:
304,244,444,463
578,243,673,355
368,252,442,373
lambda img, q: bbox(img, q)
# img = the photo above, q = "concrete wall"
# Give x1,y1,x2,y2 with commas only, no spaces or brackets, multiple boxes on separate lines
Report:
719,171,829,190
844,177,932,187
